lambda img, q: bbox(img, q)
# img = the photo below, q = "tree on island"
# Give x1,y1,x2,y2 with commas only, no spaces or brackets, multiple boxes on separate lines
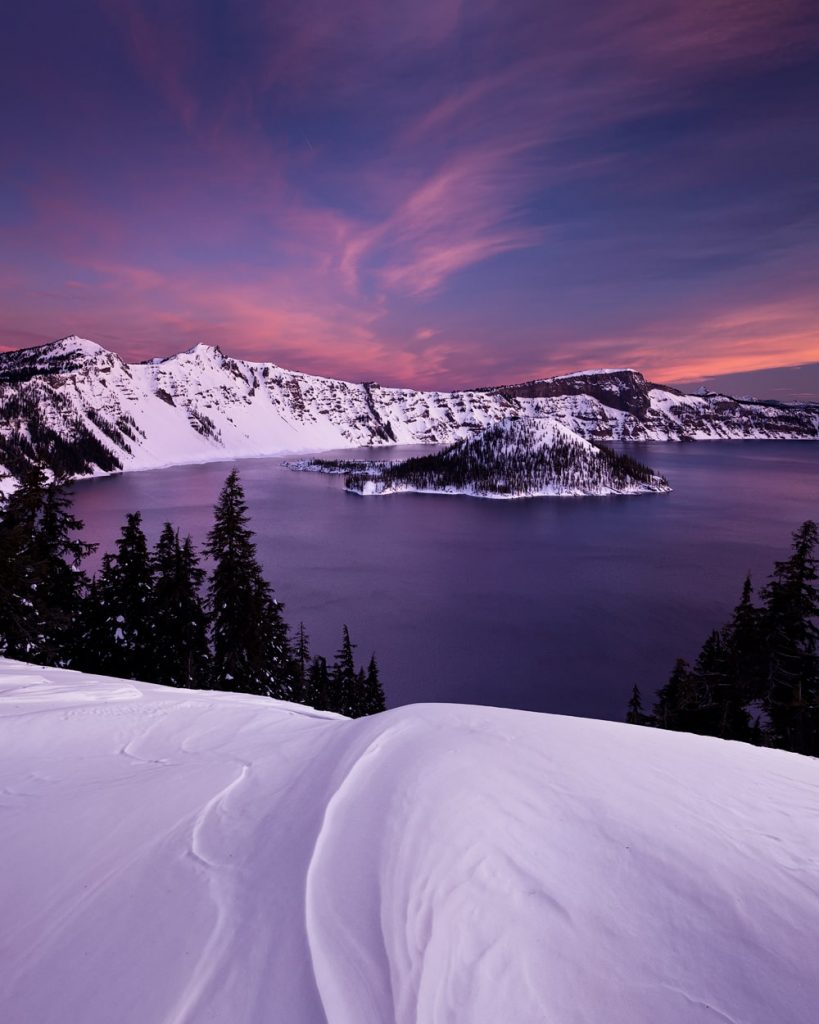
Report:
205,469,291,698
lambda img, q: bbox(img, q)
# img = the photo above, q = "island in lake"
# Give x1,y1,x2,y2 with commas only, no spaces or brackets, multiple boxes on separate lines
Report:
287,419,670,499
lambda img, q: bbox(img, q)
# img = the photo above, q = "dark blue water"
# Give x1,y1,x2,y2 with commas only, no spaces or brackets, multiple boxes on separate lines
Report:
70,442,818,720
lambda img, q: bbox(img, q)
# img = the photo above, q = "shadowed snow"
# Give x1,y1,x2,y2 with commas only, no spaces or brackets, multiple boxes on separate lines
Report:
1,658,818,1023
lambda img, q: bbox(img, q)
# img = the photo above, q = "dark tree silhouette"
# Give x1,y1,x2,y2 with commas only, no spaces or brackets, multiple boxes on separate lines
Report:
149,525,209,688
362,655,386,715
762,521,819,754
642,521,818,755
205,469,291,697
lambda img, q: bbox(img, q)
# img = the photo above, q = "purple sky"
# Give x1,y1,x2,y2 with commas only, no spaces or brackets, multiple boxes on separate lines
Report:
2,1,818,392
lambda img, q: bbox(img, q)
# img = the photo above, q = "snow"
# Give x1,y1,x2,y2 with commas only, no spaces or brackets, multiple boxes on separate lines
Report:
548,367,639,380
0,338,817,490
346,419,670,498
2,657,819,1024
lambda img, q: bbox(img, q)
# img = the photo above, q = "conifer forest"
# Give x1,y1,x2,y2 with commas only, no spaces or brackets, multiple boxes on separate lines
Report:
0,466,385,718
628,520,819,756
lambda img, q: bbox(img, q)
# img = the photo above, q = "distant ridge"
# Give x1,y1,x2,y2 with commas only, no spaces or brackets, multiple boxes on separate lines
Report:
0,336,817,488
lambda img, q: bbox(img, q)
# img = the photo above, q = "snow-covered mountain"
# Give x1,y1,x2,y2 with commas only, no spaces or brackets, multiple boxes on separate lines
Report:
2,657,818,1024
0,335,817,487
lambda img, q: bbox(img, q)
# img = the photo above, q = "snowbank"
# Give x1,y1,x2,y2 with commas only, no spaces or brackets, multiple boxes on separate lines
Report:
1,658,818,1023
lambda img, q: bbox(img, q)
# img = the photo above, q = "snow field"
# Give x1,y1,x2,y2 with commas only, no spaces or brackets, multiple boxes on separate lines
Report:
2,659,819,1023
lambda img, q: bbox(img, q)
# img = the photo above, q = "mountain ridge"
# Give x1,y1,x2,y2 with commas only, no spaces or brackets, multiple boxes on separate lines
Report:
1,335,817,488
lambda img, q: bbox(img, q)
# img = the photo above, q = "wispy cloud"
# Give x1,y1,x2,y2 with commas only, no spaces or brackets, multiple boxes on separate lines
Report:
2,0,818,386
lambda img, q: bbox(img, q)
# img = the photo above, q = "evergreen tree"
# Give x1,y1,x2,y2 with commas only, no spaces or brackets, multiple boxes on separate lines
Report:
291,622,310,704
362,654,386,715
0,467,94,664
687,630,734,737
352,667,367,718
626,684,647,725
0,464,49,659
331,625,357,716
761,520,819,754
653,658,692,730
72,572,118,675
205,470,291,697
722,575,765,706
304,655,330,711
149,525,209,688
178,536,209,685
647,522,819,754
33,479,96,664
103,513,155,680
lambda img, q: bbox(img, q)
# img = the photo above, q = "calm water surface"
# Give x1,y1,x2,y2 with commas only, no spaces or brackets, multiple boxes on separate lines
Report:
70,442,818,720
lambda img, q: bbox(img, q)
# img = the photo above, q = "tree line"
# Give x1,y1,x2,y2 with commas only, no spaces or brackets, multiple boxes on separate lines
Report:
0,465,385,717
627,520,819,756
346,420,667,496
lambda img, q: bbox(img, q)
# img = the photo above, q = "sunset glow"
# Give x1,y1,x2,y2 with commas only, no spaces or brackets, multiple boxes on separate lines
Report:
2,0,818,389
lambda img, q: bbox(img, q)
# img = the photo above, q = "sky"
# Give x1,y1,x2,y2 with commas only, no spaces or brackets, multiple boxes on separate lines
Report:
2,1,819,395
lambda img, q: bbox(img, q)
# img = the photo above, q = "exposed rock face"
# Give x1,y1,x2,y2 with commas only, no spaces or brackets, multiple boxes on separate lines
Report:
491,369,658,419
0,336,817,487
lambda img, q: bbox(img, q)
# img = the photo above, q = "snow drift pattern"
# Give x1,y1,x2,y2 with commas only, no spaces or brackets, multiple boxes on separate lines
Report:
2,658,819,1024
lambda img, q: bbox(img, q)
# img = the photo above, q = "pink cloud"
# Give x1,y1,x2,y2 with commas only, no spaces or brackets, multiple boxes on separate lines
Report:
339,146,544,297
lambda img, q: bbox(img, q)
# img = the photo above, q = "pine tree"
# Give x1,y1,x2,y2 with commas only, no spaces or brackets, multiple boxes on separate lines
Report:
178,536,210,686
653,658,691,730
331,625,357,716
722,575,765,706
72,573,117,675
0,465,49,659
149,525,209,688
626,684,646,725
761,520,819,754
33,478,96,664
0,467,94,664
291,622,310,704
362,654,386,715
205,470,291,697
688,629,733,736
78,513,155,680
304,655,330,711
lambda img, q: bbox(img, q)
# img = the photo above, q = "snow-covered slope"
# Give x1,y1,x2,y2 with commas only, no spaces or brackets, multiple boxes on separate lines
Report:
2,658,818,1024
345,418,671,497
0,336,817,487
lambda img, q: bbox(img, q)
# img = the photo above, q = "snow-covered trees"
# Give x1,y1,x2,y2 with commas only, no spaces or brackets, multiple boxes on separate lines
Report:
0,468,387,715
344,419,669,497
0,466,95,664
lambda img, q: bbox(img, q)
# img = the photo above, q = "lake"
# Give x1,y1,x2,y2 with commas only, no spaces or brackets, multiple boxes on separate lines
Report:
69,442,818,721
